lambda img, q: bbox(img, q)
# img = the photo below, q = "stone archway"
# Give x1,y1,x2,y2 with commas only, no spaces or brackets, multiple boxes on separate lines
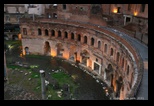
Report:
69,45,76,61
115,76,123,98
56,43,63,57
12,35,18,40
44,41,51,55
80,50,90,66
25,47,29,55
104,64,114,86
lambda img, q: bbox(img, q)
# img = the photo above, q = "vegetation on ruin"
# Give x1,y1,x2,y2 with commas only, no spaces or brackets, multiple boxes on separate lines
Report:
7,64,78,100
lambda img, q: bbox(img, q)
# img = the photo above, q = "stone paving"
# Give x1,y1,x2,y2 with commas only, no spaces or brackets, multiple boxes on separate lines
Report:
4,83,40,100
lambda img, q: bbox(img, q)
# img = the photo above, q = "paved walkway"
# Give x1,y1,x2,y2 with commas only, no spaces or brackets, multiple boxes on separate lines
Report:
101,26,148,100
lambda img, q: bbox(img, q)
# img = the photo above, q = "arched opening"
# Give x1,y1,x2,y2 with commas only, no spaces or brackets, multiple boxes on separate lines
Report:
116,52,120,62
77,34,81,41
81,50,90,66
64,31,68,38
91,38,94,46
12,35,18,40
98,41,101,49
110,48,114,56
44,41,51,55
45,29,48,36
127,65,130,75
58,31,61,37
71,33,74,40
104,44,107,53
105,64,114,83
69,45,76,61
63,4,66,10
115,76,123,98
51,30,55,36
122,58,124,68
56,43,63,57
38,28,42,35
25,47,29,55
84,36,87,44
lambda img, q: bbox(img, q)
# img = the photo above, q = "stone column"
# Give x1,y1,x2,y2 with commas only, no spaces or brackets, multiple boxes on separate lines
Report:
40,70,46,100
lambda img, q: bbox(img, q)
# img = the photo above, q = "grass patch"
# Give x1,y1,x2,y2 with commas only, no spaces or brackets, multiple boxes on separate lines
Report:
6,64,78,100
4,40,21,47
51,71,78,94
7,64,25,70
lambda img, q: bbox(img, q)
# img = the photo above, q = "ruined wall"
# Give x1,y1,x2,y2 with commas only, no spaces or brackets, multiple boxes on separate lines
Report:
20,19,141,99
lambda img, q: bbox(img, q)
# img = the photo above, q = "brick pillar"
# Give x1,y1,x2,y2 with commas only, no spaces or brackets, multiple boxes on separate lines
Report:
80,34,84,44
68,31,71,40
74,33,77,41
61,30,65,39
55,30,58,38
48,29,51,37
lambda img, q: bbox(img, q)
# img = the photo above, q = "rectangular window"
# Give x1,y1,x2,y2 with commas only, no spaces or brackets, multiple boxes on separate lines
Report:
117,7,121,13
63,4,66,10
23,28,27,35
140,4,146,13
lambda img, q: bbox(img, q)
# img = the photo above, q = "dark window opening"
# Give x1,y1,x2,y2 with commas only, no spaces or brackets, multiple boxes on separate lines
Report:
126,17,131,23
80,7,83,11
122,58,124,68
116,52,120,62
104,44,107,53
117,7,121,13
51,30,55,36
65,32,68,38
78,34,81,41
96,58,98,62
45,29,48,36
63,4,66,10
127,65,130,75
140,4,146,12
58,31,61,37
38,28,42,35
71,33,74,40
91,38,94,46
110,48,113,56
98,41,101,49
84,36,87,44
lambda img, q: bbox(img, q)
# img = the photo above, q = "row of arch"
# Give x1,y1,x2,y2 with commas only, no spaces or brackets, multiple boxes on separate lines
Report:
37,28,100,46
23,28,131,75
